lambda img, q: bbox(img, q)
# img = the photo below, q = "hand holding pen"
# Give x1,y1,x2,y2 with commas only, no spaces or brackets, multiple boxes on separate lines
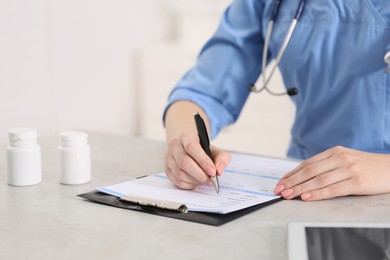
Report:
164,102,231,192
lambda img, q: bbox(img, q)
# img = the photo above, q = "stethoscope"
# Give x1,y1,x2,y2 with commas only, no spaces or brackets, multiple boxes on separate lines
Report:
249,0,390,97
385,52,390,73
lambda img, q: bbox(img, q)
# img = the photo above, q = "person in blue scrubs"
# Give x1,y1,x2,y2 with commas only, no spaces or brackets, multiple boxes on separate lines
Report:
163,0,390,201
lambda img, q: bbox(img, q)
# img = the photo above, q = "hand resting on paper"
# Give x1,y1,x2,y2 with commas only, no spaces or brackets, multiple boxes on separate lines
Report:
274,146,390,201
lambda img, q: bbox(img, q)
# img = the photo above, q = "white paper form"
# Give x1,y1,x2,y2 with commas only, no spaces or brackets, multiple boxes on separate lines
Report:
97,152,300,214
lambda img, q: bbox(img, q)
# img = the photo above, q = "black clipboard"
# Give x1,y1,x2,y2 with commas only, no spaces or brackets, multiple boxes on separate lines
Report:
78,190,282,226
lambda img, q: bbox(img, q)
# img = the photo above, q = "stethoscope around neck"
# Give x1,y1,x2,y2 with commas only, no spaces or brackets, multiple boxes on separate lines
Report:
249,0,390,97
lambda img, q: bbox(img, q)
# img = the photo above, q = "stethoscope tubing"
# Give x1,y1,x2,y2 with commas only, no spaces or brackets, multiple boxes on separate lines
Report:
252,0,390,95
251,0,306,94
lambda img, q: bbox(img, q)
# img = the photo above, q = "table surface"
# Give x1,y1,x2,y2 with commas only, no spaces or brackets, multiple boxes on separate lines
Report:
1,133,390,260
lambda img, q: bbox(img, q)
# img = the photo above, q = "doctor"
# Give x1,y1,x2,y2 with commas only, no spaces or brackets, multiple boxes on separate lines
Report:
163,0,390,201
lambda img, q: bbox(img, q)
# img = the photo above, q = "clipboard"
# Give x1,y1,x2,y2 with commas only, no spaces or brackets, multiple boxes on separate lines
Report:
77,190,282,226
78,152,298,226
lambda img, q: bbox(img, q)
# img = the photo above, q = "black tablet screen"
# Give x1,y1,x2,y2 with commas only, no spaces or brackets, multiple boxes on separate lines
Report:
305,227,390,260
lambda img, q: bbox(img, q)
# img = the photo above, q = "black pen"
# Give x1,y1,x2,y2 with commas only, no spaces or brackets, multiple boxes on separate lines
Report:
194,113,219,194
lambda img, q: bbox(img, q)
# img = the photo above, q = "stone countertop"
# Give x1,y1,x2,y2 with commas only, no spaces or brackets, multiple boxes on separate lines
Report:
0,133,389,260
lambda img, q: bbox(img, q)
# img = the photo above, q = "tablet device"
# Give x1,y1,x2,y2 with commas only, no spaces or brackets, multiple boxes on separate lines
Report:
288,222,390,260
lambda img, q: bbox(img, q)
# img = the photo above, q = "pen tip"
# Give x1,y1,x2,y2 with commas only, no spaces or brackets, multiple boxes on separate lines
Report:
211,176,220,194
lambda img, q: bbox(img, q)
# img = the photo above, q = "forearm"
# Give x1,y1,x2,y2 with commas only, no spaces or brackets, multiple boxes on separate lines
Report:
165,100,211,142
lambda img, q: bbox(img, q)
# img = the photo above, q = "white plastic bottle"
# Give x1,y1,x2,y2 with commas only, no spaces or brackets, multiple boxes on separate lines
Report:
7,128,42,186
58,131,91,185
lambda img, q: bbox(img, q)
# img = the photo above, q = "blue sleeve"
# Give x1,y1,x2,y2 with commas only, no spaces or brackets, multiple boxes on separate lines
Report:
164,0,265,139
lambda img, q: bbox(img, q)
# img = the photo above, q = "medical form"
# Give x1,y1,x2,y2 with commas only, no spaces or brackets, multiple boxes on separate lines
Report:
97,152,300,214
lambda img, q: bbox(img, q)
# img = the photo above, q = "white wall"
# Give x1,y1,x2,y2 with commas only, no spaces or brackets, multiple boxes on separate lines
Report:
0,0,168,146
0,0,295,157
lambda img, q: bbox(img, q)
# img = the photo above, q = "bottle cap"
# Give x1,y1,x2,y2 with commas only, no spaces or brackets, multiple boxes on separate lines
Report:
60,131,88,146
8,128,37,145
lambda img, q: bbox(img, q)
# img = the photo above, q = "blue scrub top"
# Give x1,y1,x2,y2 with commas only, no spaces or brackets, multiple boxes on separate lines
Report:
164,0,390,159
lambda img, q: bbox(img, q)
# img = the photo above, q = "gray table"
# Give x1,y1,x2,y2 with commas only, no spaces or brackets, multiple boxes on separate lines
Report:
1,133,390,260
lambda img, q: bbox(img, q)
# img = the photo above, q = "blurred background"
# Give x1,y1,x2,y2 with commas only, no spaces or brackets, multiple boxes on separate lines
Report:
0,0,294,157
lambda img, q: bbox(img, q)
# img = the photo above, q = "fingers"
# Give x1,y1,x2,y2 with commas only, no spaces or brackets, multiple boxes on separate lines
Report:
280,148,334,181
165,164,198,190
275,146,367,201
275,156,340,195
165,137,215,189
181,133,216,177
165,152,204,185
278,168,352,200
300,180,354,201
164,132,230,190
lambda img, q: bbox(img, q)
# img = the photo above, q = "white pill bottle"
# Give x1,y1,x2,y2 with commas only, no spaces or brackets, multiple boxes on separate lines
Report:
58,131,91,185
7,128,42,186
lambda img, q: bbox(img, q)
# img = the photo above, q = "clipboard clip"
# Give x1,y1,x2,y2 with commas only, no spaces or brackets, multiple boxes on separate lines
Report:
120,195,188,213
